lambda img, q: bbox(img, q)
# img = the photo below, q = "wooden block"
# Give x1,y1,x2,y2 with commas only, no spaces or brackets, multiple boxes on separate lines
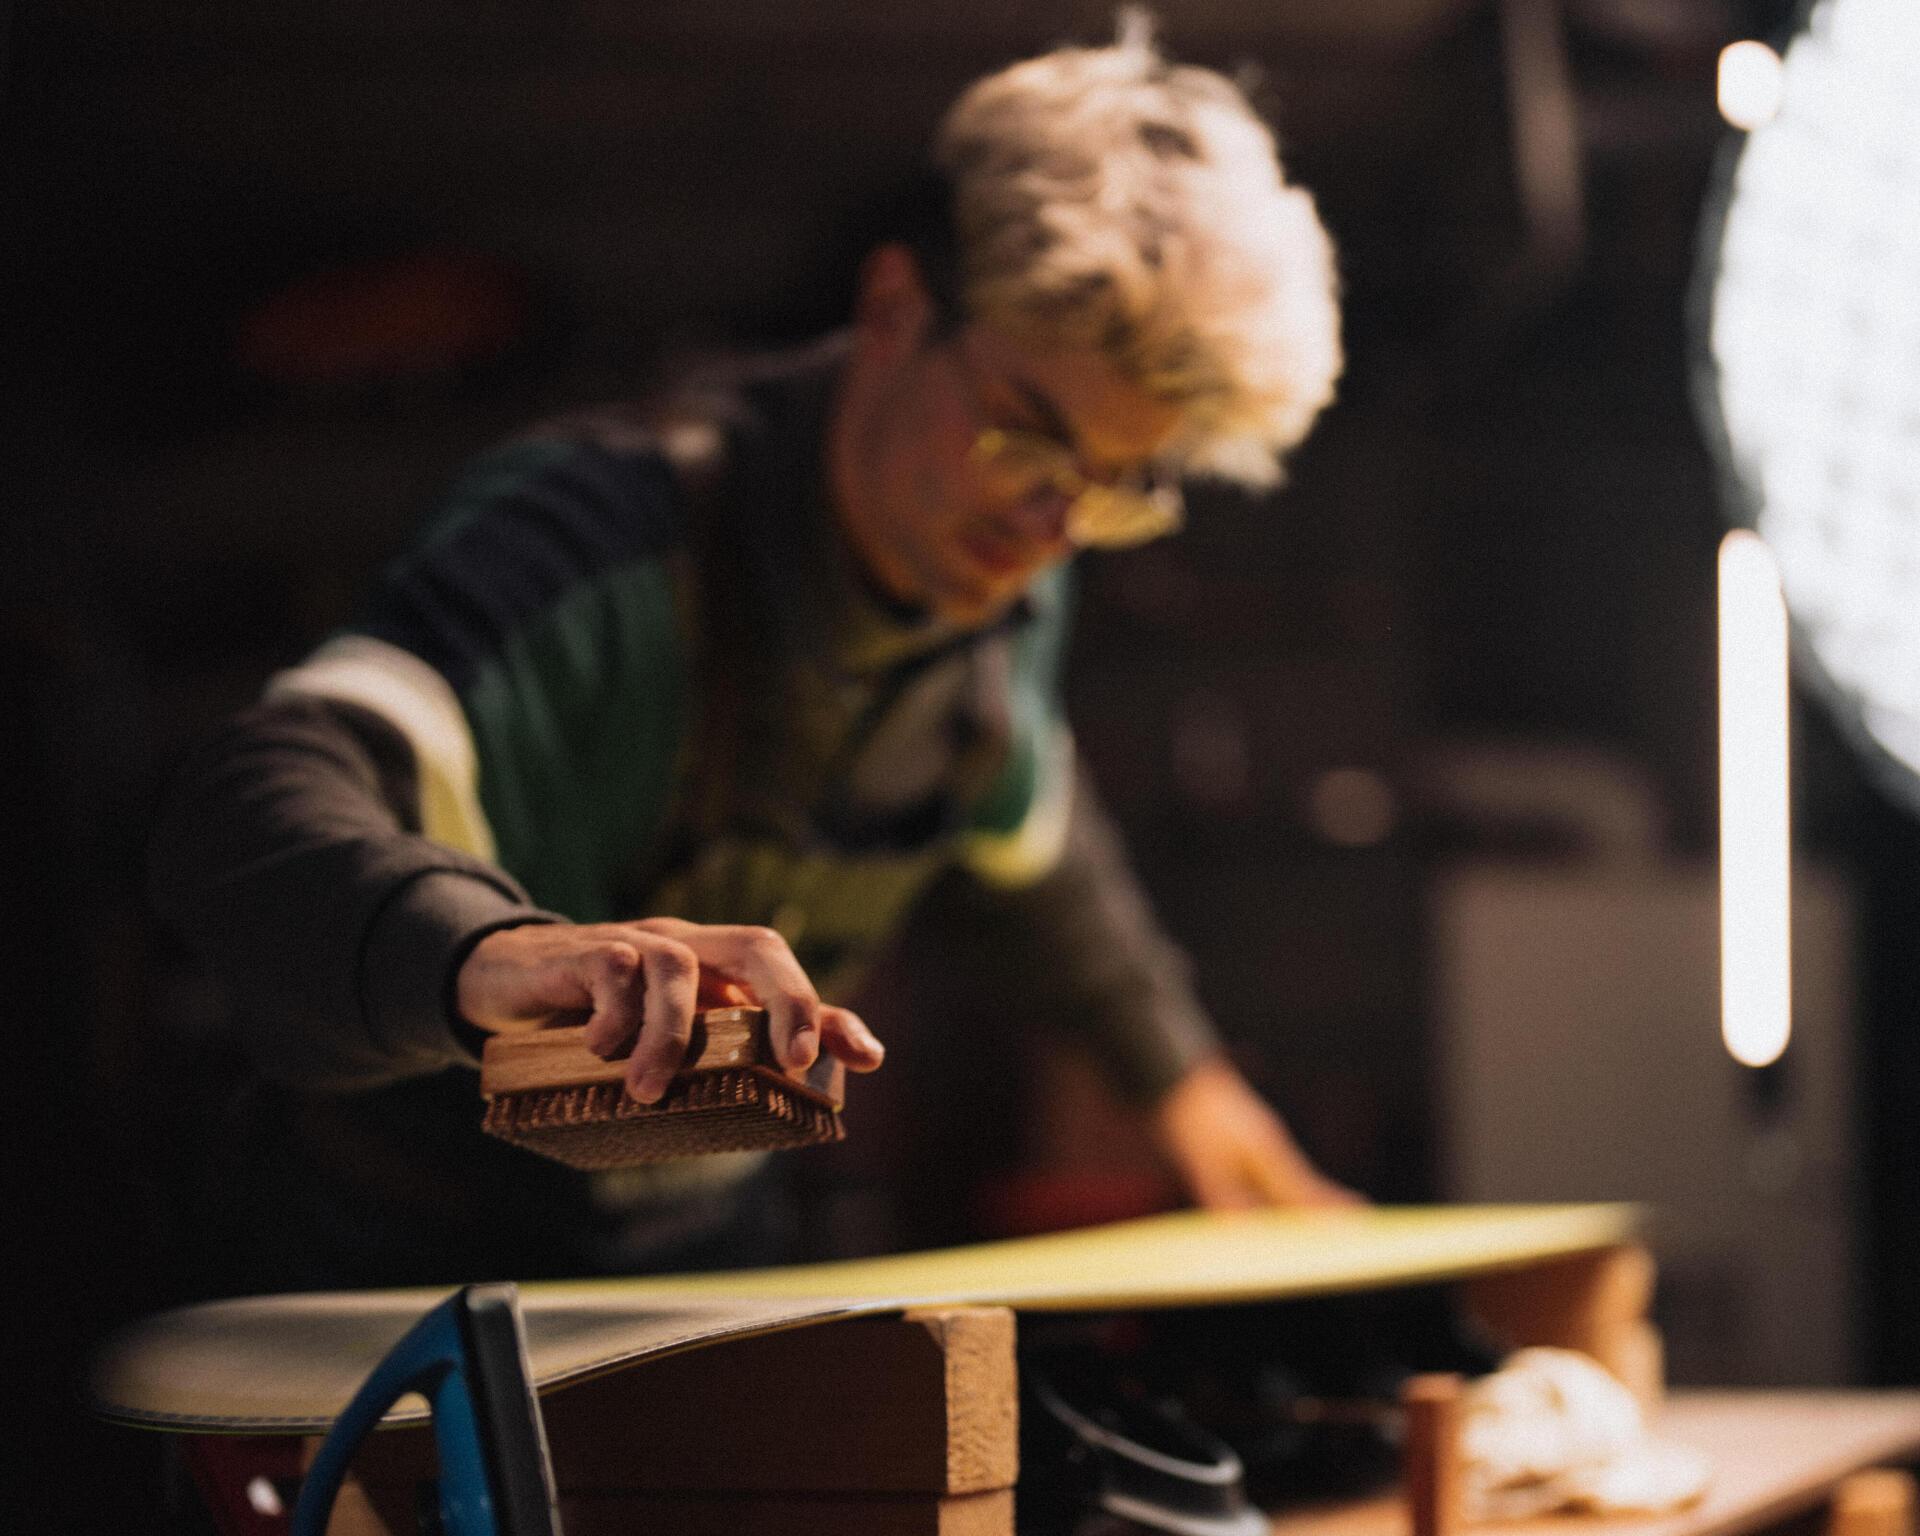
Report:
1829,1470,1919,1536
334,1485,1014,1536
481,1008,773,1096
321,1474,391,1536
558,1487,1013,1535
1403,1372,1463,1536
297,1436,396,1536
1465,1242,1664,1409
342,1307,1016,1501
546,1305,1015,1493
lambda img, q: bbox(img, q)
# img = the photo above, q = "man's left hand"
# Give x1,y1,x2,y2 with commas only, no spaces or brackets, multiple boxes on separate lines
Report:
1153,1057,1365,1210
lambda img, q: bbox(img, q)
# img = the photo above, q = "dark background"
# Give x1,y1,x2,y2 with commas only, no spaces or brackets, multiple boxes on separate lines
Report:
14,0,1916,1529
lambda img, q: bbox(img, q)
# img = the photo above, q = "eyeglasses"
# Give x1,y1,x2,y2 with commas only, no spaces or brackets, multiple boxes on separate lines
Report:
948,343,1185,550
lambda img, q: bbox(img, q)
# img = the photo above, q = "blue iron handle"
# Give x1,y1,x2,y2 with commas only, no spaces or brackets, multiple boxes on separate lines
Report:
291,1282,562,1536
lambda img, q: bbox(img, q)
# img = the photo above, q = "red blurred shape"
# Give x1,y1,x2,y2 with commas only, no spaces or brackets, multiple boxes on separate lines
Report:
236,248,530,384
976,1167,1179,1239
179,1434,305,1536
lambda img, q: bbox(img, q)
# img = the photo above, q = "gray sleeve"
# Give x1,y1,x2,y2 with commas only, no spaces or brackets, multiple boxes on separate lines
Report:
148,694,560,1091
959,769,1222,1104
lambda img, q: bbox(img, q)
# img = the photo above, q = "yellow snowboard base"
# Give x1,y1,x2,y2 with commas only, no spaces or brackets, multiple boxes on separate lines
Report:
90,1202,1638,1433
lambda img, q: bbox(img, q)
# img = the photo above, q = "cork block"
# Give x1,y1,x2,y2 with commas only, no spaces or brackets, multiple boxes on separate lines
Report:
329,1306,1017,1536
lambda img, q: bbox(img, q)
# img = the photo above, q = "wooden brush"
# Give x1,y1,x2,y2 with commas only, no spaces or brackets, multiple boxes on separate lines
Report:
480,1006,845,1170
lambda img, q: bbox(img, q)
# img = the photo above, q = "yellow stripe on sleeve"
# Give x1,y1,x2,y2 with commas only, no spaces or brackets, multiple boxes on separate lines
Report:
266,635,498,861
959,724,1076,888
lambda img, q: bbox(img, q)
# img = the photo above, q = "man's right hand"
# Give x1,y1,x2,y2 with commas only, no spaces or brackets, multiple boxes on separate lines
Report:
455,918,885,1104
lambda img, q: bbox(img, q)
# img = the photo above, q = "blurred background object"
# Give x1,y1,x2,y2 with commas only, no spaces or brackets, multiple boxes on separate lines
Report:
232,248,536,391
1698,0,1920,818
1426,740,1857,1385
1691,0,1920,1404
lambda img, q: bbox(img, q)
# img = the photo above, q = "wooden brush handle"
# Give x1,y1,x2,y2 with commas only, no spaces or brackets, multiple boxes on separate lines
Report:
479,1006,844,1108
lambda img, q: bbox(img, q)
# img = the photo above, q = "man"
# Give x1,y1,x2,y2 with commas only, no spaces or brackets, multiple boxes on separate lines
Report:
151,21,1350,1292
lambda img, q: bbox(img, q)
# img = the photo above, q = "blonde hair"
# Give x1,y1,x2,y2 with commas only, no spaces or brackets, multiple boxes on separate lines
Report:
934,13,1342,485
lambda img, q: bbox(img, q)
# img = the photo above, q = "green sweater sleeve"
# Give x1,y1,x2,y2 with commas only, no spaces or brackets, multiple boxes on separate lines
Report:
961,768,1223,1105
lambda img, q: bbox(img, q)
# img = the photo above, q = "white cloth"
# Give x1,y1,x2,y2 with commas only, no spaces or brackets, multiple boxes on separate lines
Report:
1462,1348,1712,1518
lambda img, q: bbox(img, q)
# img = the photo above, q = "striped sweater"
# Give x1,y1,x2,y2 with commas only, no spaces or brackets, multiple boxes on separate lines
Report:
149,340,1219,1286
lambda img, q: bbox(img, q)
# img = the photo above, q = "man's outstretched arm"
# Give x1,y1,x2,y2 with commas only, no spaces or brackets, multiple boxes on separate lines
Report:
150,694,882,1095
961,768,1360,1209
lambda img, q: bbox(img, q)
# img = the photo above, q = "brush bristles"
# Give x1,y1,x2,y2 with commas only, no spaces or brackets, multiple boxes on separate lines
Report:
482,1067,845,1170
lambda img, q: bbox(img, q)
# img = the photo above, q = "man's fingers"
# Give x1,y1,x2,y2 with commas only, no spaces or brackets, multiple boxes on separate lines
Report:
457,923,855,1101
717,928,823,1073
459,926,639,1035
575,941,645,1056
1179,1151,1259,1211
819,1006,885,1072
483,918,873,1098
696,971,754,1009
624,936,700,1101
632,919,825,1073
1211,1177,1264,1211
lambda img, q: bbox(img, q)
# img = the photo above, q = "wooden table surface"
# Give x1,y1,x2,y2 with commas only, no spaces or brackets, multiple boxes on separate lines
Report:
1267,1391,1920,1536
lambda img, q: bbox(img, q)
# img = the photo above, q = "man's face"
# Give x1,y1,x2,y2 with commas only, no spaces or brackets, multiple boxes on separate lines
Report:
833,252,1183,628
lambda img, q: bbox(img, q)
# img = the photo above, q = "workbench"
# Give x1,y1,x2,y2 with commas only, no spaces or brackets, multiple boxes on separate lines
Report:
1277,1392,1920,1536
88,1206,1920,1536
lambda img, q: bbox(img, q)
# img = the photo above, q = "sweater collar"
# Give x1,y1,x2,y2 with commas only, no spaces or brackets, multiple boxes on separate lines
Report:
769,335,1036,679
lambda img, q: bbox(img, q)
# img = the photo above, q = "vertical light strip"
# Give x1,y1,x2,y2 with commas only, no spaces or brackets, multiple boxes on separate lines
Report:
1718,530,1792,1067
